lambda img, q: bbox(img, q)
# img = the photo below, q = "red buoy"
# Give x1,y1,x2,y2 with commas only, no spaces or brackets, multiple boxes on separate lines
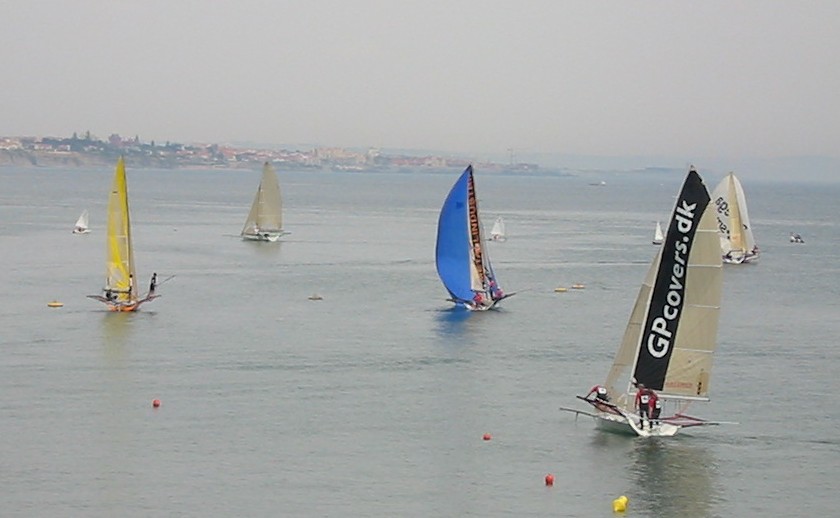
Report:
483,433,492,441
545,473,555,486
152,399,161,408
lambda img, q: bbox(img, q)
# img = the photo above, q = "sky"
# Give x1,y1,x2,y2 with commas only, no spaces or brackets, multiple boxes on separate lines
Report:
2,1,839,170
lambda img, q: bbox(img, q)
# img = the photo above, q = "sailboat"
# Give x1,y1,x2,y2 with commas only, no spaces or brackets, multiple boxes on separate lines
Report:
490,217,507,242
710,172,759,264
86,157,158,312
562,168,728,437
241,162,287,242
72,209,91,234
435,165,513,311
651,221,664,245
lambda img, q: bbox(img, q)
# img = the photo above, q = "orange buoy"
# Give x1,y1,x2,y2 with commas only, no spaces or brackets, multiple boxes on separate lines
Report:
483,433,492,441
545,473,555,486
152,399,161,408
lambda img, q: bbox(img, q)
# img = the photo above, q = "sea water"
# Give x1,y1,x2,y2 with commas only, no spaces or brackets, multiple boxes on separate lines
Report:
0,166,838,517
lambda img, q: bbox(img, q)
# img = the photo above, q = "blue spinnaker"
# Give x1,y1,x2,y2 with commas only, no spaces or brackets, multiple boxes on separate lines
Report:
435,166,474,304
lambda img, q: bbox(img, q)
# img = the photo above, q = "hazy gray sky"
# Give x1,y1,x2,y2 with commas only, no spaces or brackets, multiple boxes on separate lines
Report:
2,1,838,160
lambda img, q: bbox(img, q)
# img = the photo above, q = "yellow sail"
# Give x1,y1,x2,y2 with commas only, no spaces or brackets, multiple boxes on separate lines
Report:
105,157,137,303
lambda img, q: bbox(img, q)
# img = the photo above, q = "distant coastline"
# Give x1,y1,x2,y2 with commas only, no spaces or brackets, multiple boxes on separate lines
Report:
0,133,539,173
4,132,838,183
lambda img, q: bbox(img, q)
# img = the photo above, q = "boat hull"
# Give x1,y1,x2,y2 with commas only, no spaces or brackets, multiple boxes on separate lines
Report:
592,412,681,437
73,228,90,234
722,253,759,264
242,231,284,242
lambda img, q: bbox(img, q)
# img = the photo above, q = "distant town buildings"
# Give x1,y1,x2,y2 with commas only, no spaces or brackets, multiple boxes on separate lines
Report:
0,132,538,172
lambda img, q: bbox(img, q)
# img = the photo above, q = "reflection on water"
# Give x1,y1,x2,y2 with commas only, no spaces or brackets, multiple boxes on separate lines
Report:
100,312,134,353
432,307,476,344
629,439,721,518
243,239,284,258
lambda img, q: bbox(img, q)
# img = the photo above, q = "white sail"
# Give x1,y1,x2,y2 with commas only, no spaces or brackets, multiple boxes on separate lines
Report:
242,162,286,242
710,172,758,263
490,217,506,241
73,209,90,234
652,221,664,244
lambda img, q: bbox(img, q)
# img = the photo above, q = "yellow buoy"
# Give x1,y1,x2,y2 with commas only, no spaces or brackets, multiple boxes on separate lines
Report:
47,301,64,308
554,287,568,293
612,495,628,512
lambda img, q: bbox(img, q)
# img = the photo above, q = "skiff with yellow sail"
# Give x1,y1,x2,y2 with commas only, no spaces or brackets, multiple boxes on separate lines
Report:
87,157,158,312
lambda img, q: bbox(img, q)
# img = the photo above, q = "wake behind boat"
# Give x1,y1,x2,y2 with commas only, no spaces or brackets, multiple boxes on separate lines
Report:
241,162,287,242
562,167,730,437
711,172,759,264
72,209,90,234
435,165,513,311
86,157,159,312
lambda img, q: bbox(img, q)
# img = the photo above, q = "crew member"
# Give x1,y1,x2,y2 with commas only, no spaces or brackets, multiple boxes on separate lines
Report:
634,383,654,430
586,385,610,403
650,393,662,425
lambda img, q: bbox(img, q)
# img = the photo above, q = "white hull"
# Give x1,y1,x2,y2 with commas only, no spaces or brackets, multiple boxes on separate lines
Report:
73,228,90,234
242,231,284,242
722,252,759,264
592,411,680,437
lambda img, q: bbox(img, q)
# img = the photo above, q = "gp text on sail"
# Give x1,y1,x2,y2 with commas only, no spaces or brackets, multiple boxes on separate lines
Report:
647,200,697,359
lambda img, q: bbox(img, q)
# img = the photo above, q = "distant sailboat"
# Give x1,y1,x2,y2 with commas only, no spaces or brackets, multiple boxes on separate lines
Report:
490,217,507,242
436,165,513,311
87,157,158,312
711,172,759,264
72,210,90,234
652,221,664,245
562,167,730,437
242,162,287,242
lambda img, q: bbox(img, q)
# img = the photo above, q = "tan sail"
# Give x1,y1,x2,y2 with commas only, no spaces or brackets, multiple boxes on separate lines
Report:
727,174,745,253
604,253,659,400
605,169,723,403
660,203,722,399
241,162,284,240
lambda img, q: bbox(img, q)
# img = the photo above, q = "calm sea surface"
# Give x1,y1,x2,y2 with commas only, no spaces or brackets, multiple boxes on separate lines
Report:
1,166,838,517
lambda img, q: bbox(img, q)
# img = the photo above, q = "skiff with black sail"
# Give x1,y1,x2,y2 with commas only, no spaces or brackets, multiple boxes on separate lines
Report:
87,157,159,312
710,172,759,264
561,167,730,437
435,165,513,311
241,162,287,242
